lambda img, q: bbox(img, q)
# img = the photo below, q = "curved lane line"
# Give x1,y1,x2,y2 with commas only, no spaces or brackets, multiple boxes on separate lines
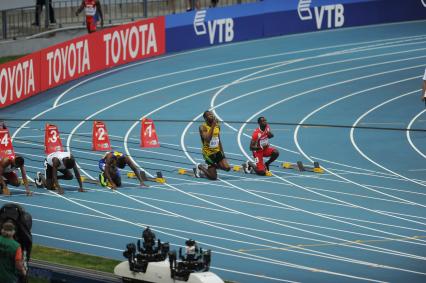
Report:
349,90,425,185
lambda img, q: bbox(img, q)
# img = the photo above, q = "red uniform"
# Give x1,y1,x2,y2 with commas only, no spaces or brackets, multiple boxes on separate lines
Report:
84,0,97,32
2,161,18,184
251,126,275,171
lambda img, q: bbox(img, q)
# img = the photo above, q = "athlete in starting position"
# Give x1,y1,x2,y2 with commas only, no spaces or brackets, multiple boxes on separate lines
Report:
35,152,84,194
194,111,231,180
244,117,279,176
99,151,147,189
0,155,31,196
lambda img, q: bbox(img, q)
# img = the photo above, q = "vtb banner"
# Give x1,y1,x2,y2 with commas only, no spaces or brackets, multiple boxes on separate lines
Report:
0,16,165,108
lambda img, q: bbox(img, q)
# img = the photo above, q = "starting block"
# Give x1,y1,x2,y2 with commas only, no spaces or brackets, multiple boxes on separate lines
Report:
177,168,196,177
282,161,304,171
303,161,324,173
80,176,100,185
127,171,165,184
282,161,324,173
233,165,242,172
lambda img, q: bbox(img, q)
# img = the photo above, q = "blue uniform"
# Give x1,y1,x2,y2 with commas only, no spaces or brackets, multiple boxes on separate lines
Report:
98,151,125,177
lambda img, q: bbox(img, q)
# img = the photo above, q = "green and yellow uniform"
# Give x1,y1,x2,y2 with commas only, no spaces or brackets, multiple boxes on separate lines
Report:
201,122,225,165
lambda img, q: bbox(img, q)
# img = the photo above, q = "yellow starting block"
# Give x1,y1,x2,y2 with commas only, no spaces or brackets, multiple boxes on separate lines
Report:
282,161,304,171
127,171,165,183
312,165,324,173
80,176,103,185
233,165,242,172
177,168,196,177
303,161,324,173
282,161,324,173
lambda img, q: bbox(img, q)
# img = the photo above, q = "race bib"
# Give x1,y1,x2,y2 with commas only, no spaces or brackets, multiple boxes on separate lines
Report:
209,137,219,148
85,6,96,16
259,138,269,148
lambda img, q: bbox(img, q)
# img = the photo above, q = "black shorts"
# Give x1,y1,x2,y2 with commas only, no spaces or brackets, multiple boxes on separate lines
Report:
203,151,225,166
44,161,70,180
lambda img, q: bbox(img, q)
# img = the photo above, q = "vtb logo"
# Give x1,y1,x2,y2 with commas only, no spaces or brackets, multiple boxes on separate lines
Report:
193,10,234,44
298,0,344,29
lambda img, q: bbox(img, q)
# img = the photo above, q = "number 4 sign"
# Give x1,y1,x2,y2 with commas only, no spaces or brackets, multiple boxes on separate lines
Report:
140,118,159,148
44,124,64,154
0,128,15,159
92,121,111,151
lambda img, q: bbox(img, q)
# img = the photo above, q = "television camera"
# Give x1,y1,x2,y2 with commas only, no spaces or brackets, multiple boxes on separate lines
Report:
114,227,223,283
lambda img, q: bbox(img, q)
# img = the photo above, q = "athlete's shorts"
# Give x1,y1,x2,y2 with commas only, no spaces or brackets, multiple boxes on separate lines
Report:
2,172,18,183
98,159,121,177
203,151,225,166
252,146,275,171
44,161,70,180
86,16,97,32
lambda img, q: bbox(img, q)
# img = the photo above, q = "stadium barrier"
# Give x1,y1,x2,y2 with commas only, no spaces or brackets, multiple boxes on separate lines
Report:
0,16,165,108
1,0,425,108
166,0,426,52
0,0,256,40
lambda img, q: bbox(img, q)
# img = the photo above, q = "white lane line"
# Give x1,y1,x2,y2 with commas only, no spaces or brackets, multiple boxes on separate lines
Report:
350,90,426,186
245,45,426,85
311,156,424,179
406,108,426,159
286,79,425,207
33,233,122,251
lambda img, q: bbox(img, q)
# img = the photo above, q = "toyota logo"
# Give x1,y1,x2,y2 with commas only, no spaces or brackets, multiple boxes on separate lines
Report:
422,0,426,7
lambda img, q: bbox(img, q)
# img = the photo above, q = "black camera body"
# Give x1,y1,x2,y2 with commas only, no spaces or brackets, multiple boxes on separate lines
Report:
122,227,170,273
168,239,212,281
121,228,212,282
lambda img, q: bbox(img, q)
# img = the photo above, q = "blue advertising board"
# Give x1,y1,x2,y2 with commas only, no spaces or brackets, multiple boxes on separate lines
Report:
166,0,426,52
166,1,264,52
